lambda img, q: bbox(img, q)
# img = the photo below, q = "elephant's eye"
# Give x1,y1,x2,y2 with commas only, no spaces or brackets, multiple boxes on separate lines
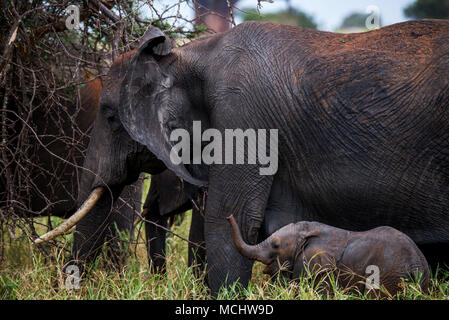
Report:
166,120,179,132
102,105,116,121
106,115,115,122
106,113,115,122
135,81,155,99
101,105,121,131
272,236,281,249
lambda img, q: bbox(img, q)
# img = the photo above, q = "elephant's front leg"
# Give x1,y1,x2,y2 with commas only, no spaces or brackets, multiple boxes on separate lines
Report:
188,207,206,279
205,166,274,296
144,200,168,273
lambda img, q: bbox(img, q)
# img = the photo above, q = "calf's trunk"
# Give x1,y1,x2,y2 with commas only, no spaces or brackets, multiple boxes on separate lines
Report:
226,215,272,265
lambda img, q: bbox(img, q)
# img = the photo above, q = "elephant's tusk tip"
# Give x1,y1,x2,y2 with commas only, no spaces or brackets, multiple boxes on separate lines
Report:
33,238,43,245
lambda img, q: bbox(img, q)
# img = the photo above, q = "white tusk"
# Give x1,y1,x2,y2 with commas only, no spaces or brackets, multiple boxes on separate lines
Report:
34,187,104,244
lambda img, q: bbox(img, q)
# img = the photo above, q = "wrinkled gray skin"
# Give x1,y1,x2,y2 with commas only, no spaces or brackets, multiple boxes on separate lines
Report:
69,51,205,274
118,21,449,295
228,215,430,295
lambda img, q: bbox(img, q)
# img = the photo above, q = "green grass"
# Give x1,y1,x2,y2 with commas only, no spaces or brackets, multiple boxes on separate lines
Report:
1,211,449,300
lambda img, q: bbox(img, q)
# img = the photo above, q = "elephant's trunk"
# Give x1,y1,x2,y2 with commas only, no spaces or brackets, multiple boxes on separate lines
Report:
33,187,104,244
226,215,273,265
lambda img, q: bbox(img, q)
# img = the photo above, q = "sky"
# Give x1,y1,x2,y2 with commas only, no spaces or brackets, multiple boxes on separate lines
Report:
150,0,417,31
239,0,416,30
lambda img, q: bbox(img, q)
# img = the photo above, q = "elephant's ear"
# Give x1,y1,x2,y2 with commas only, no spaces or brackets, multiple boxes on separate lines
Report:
119,27,207,186
298,229,319,252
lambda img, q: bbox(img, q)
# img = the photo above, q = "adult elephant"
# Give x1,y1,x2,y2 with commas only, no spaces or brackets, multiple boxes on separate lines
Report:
35,51,206,273
15,72,143,264
117,20,449,295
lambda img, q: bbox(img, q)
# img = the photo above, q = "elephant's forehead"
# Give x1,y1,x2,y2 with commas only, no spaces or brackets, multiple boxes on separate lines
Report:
100,51,136,107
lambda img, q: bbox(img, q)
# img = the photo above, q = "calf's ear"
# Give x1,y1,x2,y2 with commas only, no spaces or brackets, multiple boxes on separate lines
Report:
298,229,319,250
304,230,319,238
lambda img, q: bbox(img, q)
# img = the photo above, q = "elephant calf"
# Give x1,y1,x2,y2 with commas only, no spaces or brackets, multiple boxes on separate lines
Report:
227,215,430,295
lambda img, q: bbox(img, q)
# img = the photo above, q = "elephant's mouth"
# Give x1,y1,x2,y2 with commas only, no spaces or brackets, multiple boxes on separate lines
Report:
262,259,279,276
263,258,293,277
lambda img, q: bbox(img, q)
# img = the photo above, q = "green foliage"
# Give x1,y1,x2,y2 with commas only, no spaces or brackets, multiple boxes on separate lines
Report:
404,0,449,19
241,8,317,29
340,12,368,29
